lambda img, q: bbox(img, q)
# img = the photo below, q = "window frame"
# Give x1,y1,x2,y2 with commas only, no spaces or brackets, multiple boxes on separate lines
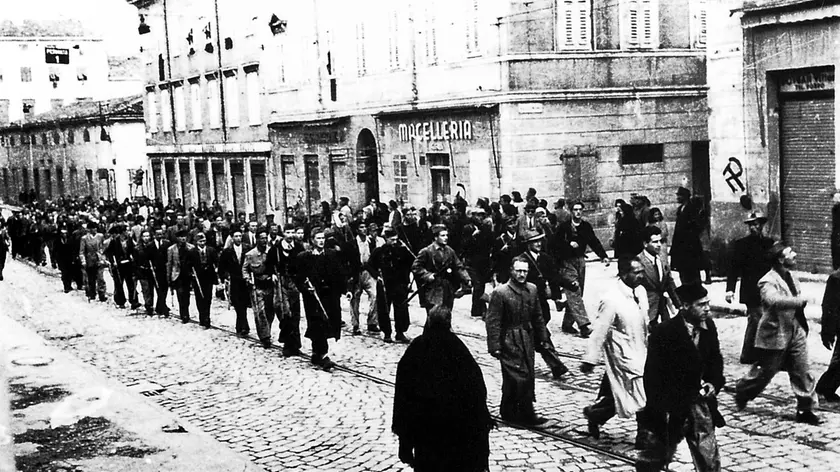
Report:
620,143,664,165
556,0,593,51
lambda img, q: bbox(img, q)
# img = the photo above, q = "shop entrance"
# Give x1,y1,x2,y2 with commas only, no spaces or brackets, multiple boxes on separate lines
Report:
779,92,835,273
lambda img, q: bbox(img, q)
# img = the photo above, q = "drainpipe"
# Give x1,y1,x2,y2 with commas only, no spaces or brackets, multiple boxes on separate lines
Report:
214,0,227,142
163,0,177,140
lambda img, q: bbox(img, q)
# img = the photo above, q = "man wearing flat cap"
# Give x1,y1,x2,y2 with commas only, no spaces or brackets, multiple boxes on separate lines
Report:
167,228,199,323
636,283,725,472
725,210,774,364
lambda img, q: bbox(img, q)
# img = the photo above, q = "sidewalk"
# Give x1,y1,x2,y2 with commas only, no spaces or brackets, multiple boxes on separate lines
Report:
0,313,263,472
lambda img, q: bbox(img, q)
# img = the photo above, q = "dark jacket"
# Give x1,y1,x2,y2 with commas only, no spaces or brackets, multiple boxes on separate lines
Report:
555,219,608,261
725,234,774,307
643,313,725,420
194,246,219,285
369,243,414,286
821,269,840,346
670,202,704,272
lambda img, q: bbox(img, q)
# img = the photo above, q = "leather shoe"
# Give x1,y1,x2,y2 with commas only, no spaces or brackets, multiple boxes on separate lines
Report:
734,397,747,412
352,327,362,335
796,410,821,425
561,326,579,335
579,326,593,339
552,364,569,379
818,390,840,403
395,333,412,344
518,415,548,426
367,325,381,333
583,407,600,439
383,335,393,343
321,356,336,372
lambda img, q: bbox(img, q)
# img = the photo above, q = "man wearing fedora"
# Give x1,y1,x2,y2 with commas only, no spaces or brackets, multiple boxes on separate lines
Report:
725,210,774,364
734,243,821,425
671,187,704,285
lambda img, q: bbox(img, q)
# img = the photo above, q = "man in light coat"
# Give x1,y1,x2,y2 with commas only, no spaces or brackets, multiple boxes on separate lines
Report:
486,255,551,426
637,226,680,328
734,243,820,425
581,257,649,443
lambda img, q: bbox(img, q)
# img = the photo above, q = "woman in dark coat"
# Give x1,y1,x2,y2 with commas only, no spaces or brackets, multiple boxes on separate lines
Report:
393,306,493,472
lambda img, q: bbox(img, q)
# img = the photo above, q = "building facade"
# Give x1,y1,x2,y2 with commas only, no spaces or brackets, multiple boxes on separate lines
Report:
708,0,839,274
266,0,710,231
0,95,146,203
0,19,140,127
128,0,277,218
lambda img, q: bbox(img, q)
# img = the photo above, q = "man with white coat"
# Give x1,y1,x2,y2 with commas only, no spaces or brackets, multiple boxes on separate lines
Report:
581,257,650,445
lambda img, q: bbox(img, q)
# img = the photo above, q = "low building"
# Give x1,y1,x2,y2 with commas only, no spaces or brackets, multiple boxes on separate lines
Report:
0,95,147,203
710,0,839,274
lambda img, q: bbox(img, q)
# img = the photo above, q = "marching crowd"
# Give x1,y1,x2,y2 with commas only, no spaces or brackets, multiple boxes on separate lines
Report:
2,186,840,472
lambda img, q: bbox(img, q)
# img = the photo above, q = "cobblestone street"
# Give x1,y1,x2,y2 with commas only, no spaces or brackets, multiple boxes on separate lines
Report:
3,257,840,471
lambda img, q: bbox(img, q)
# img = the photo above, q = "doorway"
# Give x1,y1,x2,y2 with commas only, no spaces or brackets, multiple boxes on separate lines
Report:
356,129,379,206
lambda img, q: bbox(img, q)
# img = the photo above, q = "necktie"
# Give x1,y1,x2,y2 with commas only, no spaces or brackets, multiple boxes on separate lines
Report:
654,256,662,283
691,326,700,347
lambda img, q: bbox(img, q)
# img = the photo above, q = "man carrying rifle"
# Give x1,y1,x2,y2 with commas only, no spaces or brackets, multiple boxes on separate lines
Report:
219,229,250,336
243,229,275,348
267,224,305,356
411,224,471,314
369,228,415,343
150,227,171,316
105,224,140,310
193,232,219,328
167,229,198,323
297,227,350,371
134,230,158,316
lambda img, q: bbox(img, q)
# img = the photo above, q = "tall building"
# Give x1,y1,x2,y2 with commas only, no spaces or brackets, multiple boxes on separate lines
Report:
0,18,139,127
129,0,709,231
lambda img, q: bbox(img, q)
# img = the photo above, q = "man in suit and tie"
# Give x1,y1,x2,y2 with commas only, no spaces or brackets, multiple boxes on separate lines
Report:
734,243,821,425
637,226,680,328
193,232,219,328
167,229,198,323
516,202,539,241
150,227,171,316
636,283,725,472
220,229,251,336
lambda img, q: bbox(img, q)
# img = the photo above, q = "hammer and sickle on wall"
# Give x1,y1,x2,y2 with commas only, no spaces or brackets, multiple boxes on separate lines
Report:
723,157,746,193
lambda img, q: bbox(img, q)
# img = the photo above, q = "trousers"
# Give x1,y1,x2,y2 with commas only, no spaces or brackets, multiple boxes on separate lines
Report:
636,401,720,472
561,256,591,330
252,285,275,343
138,277,155,314
85,266,106,300
350,269,378,328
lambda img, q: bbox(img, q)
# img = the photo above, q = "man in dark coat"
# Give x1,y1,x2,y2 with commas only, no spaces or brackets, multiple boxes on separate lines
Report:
150,227,171,316
394,305,493,472
53,224,78,293
555,201,610,337
296,227,349,371
816,267,840,402
486,255,551,425
369,228,415,343
670,187,704,285
636,283,725,472
832,191,840,270
491,216,520,284
725,211,774,364
133,230,158,316
193,232,219,328
266,224,305,355
460,207,494,318
105,225,139,310
219,228,250,336
243,229,275,347
411,224,471,313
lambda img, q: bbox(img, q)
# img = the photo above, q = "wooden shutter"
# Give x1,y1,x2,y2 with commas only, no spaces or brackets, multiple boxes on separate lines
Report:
559,0,591,49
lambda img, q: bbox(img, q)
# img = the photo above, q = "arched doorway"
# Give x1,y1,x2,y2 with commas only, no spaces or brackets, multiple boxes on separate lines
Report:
356,129,379,206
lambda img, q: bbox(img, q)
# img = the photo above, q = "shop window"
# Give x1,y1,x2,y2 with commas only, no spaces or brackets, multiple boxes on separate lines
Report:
393,154,409,201
621,144,663,165
427,153,449,167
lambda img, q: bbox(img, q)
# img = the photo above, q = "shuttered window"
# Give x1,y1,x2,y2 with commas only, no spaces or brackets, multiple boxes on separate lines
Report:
466,0,481,56
356,22,367,77
626,0,657,49
557,0,591,50
424,6,438,65
388,10,401,69
691,0,707,48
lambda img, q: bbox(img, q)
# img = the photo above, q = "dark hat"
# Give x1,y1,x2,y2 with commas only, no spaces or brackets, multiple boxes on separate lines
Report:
676,187,691,197
743,211,767,224
522,230,544,243
175,229,189,237
108,225,123,235
675,283,708,304
382,228,398,238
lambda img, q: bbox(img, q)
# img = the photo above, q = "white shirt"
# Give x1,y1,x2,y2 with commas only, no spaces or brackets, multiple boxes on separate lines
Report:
234,244,242,260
